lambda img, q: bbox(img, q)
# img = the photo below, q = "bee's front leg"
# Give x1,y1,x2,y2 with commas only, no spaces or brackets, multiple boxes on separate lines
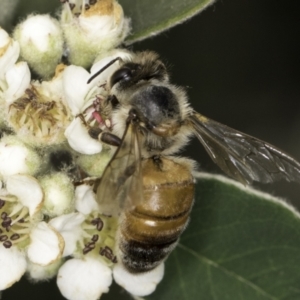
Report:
88,127,121,147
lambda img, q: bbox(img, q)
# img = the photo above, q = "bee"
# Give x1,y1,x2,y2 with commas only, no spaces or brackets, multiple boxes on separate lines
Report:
88,51,300,273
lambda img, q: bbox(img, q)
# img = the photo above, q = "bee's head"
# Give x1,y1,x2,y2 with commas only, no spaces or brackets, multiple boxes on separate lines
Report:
109,51,169,91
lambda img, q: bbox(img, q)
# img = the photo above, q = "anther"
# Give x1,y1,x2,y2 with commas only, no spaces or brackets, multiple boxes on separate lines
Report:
91,218,104,231
83,247,92,255
10,234,20,241
3,240,12,248
0,199,5,208
1,212,7,220
0,235,8,242
2,219,12,228
92,234,99,242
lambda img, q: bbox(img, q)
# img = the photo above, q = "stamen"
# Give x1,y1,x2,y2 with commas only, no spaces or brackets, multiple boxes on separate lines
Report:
92,234,99,242
0,199,5,209
0,235,8,241
10,233,20,240
12,234,29,244
10,207,29,225
3,240,12,249
91,217,103,231
1,212,8,219
99,246,117,263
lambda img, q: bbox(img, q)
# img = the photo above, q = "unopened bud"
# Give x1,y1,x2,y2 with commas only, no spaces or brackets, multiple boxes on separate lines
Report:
13,15,64,79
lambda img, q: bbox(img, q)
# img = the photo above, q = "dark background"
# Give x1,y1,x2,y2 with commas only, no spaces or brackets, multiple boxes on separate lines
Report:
2,0,300,299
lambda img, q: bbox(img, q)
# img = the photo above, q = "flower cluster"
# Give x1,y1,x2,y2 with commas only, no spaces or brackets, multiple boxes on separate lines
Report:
0,1,164,299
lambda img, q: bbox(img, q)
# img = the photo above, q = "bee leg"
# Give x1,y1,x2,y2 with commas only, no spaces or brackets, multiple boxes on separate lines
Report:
152,155,164,170
88,127,121,147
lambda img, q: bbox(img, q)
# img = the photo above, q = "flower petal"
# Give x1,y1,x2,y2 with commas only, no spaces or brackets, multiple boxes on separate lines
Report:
63,65,91,115
65,117,102,154
0,244,26,290
57,257,112,300
49,213,85,257
27,222,64,266
75,184,98,215
6,174,43,216
0,29,20,79
113,262,165,297
4,61,31,105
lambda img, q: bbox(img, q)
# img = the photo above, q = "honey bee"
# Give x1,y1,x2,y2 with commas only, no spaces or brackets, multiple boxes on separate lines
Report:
88,51,300,273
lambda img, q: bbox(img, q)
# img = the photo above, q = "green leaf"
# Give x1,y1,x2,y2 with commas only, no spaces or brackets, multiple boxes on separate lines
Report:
149,174,300,300
120,0,216,44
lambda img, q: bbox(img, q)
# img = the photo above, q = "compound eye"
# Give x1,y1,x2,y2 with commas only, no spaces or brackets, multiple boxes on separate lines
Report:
110,67,132,87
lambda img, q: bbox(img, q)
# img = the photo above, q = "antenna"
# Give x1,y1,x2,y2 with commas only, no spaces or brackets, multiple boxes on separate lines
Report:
87,57,121,84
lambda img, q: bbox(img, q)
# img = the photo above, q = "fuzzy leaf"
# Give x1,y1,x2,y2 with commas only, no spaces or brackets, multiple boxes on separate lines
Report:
105,173,300,299
120,0,216,44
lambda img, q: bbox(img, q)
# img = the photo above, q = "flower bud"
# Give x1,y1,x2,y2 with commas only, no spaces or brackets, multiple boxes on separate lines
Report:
60,0,130,68
13,14,64,79
0,135,41,179
39,172,75,217
76,150,112,177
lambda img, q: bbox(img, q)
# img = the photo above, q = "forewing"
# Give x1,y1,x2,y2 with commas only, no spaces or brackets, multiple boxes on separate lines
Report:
96,121,143,216
189,112,300,184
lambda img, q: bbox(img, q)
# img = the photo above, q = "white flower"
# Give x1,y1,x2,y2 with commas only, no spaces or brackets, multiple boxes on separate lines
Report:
57,257,112,300
7,67,71,147
60,0,130,67
113,263,165,297
0,174,64,290
63,49,131,154
13,14,64,79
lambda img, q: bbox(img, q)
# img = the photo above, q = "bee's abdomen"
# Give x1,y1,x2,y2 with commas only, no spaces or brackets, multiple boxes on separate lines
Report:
118,157,194,273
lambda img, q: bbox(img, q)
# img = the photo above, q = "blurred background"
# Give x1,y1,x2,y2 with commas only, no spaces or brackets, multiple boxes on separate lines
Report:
1,0,300,299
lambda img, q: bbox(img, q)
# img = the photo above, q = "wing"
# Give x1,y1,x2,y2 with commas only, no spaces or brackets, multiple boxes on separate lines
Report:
189,112,300,185
96,120,143,216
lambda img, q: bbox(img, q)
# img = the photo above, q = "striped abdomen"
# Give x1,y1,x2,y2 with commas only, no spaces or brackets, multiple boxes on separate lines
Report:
118,157,194,273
